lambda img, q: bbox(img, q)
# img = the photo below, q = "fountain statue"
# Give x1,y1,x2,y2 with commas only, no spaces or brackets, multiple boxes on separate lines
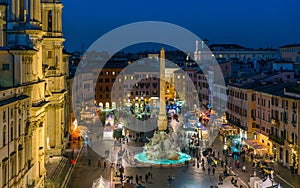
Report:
133,124,191,166
144,131,180,160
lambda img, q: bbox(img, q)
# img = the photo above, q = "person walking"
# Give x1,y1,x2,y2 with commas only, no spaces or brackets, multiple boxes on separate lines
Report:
167,176,172,185
218,174,223,185
88,159,91,166
242,165,246,172
135,174,139,184
145,174,148,183
71,159,75,167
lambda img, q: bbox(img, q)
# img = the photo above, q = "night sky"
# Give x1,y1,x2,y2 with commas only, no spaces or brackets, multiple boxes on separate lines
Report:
62,0,300,52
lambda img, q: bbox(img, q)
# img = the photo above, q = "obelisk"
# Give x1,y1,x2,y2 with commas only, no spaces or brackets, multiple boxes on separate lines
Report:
158,47,167,131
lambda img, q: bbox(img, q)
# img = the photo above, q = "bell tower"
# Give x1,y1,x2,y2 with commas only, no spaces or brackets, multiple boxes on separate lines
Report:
41,0,67,157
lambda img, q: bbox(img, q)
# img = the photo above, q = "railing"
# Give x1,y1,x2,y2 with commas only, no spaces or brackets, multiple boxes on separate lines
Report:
269,135,284,145
271,118,280,126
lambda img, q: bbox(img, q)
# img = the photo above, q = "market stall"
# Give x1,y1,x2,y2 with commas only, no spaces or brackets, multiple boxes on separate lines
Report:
245,139,270,157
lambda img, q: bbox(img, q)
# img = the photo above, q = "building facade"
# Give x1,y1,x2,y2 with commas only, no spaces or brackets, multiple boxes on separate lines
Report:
0,0,68,187
254,84,300,174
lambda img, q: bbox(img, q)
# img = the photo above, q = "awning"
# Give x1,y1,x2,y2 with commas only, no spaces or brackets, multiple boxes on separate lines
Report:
245,140,269,150
221,124,236,130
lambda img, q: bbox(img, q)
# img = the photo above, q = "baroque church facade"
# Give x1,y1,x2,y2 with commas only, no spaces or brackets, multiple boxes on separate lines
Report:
0,0,68,187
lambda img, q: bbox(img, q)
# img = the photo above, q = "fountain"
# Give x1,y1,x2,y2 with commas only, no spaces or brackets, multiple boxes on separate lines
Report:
134,47,191,166
134,131,191,166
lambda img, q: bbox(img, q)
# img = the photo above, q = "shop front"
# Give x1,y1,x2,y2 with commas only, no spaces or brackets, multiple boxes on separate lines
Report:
244,139,270,158
220,124,238,136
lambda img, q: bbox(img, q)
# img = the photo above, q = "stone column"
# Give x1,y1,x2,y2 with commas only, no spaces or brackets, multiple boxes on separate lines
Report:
11,0,16,21
15,0,19,21
158,47,167,131
30,0,34,21
35,0,41,22
58,10,62,33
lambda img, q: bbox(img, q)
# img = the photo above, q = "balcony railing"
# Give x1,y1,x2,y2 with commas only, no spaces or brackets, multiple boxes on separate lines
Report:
271,118,280,126
269,135,284,145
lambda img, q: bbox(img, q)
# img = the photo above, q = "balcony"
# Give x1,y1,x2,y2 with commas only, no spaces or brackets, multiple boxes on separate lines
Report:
269,135,284,145
271,118,280,127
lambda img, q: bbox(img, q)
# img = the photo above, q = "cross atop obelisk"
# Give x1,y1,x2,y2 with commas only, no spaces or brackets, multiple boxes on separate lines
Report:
157,47,167,131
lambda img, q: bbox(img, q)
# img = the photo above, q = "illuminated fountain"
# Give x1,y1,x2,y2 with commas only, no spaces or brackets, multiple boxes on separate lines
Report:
134,131,191,165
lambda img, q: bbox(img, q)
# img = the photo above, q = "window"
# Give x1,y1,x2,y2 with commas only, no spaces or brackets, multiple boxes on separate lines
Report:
3,126,6,146
18,121,21,137
3,110,6,122
83,84,89,89
47,51,52,58
293,102,297,109
18,152,22,173
10,124,13,141
48,10,53,32
2,64,9,70
2,163,7,187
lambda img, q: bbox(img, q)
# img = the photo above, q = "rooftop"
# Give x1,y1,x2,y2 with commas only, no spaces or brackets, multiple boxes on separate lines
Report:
280,44,300,48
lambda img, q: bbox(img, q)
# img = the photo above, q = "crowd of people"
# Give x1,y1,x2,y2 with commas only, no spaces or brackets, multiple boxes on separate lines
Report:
187,146,246,188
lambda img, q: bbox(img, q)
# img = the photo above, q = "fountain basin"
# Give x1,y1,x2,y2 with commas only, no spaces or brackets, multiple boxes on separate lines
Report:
134,152,191,166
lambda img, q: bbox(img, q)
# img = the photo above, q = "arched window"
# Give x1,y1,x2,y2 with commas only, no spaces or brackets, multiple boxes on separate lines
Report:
10,122,14,141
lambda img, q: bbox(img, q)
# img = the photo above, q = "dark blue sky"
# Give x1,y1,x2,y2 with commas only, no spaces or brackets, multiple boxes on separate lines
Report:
62,0,300,52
